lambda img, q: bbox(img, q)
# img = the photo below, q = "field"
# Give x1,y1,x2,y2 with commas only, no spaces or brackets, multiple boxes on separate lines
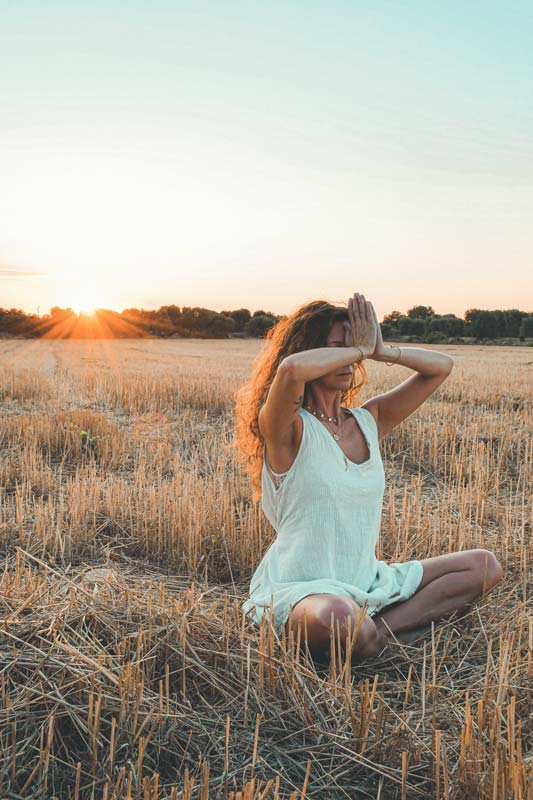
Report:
0,338,531,799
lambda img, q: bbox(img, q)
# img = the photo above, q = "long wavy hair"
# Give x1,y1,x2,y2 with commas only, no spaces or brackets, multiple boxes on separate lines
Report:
233,299,368,502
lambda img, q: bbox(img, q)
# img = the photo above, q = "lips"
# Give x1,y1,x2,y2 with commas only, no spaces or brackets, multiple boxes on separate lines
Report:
338,372,352,377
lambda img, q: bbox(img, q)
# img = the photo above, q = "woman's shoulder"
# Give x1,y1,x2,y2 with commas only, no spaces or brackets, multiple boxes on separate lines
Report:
351,403,379,433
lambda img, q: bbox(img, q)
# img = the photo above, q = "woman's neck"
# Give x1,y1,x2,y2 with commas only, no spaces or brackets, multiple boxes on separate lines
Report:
304,390,344,420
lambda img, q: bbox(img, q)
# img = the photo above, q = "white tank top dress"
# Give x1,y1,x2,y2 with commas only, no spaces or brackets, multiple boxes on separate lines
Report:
241,406,424,635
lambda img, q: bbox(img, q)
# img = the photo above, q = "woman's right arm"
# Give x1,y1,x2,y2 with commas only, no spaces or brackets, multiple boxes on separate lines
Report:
258,359,306,445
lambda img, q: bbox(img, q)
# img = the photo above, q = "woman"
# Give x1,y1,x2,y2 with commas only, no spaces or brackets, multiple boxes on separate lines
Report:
235,293,504,662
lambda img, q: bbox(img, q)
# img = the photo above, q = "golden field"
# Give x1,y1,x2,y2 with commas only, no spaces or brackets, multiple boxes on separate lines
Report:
0,338,531,799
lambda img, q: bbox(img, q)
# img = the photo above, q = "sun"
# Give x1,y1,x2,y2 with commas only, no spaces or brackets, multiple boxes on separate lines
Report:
69,294,101,316
74,304,97,316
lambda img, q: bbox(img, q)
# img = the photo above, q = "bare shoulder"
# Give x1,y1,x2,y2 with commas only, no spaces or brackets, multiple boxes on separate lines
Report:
359,399,381,440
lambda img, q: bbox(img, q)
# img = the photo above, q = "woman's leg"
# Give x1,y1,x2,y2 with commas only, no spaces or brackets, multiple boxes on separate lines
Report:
285,594,387,661
372,548,504,642
283,549,504,661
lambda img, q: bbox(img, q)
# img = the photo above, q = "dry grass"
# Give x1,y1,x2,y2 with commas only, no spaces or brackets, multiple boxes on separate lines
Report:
0,338,531,799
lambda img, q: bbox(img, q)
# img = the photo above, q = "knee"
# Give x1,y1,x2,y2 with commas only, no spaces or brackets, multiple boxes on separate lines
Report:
468,549,504,591
288,596,377,656
313,598,379,656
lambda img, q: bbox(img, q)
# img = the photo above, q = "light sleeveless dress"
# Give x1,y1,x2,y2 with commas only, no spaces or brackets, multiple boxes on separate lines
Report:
241,406,424,634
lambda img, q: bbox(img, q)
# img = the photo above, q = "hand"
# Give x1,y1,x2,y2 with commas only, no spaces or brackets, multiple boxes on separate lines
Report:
344,292,378,357
369,302,386,358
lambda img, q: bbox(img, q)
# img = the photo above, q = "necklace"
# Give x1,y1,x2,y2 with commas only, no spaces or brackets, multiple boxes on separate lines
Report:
304,404,345,441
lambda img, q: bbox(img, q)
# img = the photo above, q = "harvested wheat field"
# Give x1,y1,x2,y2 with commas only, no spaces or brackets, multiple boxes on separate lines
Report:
0,338,531,799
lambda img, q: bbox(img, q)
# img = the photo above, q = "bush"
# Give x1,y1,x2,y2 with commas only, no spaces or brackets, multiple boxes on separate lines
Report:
425,331,449,344
206,314,236,338
398,317,425,336
244,314,277,338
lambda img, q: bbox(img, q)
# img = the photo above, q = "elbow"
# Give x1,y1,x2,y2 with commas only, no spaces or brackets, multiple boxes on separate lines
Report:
443,355,454,373
279,355,297,376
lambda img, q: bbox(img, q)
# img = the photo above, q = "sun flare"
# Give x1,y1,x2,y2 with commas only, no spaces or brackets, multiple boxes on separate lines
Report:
74,305,97,316
68,294,101,316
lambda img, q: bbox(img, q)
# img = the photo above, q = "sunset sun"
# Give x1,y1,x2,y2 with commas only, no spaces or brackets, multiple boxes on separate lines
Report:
74,304,97,316
69,293,101,316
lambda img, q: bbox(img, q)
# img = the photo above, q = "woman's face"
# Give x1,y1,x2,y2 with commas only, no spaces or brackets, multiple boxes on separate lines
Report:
307,319,354,393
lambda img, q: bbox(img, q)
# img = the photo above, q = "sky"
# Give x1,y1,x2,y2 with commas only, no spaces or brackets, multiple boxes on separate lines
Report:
1,0,532,319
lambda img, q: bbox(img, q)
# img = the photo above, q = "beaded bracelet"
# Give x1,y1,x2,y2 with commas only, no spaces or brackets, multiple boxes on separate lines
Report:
385,345,402,366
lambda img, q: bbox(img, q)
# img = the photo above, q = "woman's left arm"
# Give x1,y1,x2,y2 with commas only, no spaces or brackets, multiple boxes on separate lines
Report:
373,343,454,376
362,338,454,443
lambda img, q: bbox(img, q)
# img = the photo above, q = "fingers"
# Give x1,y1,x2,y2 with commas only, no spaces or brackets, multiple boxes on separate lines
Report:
350,292,370,321
359,293,367,321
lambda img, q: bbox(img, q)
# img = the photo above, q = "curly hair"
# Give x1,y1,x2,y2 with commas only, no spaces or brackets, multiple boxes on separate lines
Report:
232,299,368,502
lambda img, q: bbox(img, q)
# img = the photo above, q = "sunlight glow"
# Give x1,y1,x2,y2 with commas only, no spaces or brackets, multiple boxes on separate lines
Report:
62,286,103,316
74,305,97,316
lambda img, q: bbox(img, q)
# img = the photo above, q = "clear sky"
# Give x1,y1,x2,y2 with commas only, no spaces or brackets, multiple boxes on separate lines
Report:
1,0,532,319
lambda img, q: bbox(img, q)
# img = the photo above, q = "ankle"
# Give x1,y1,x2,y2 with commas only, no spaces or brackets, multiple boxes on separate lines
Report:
372,617,392,651
352,618,390,660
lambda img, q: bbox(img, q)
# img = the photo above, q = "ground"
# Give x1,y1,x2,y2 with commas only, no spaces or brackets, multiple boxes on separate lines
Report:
0,338,531,799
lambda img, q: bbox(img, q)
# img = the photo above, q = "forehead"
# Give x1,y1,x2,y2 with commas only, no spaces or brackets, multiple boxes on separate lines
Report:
327,319,346,342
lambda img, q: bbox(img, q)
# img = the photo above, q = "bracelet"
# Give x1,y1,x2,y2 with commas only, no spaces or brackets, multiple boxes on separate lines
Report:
355,345,365,362
385,345,401,366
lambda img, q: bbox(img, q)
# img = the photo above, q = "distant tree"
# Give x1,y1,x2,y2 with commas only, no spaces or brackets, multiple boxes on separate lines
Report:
426,316,465,336
159,305,181,327
179,307,214,333
398,316,425,335
491,311,506,337
380,322,399,340
464,309,498,338
206,313,236,338
500,309,527,337
121,307,143,322
406,305,435,319
519,315,533,338
252,309,280,319
7,302,530,341
245,314,277,337
49,306,76,318
221,308,251,331
383,310,402,324
0,307,32,335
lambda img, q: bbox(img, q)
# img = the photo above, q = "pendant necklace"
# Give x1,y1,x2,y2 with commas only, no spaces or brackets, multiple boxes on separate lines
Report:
304,404,344,441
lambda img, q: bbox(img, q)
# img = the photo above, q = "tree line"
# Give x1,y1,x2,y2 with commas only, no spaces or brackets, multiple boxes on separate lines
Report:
381,305,533,342
0,303,532,340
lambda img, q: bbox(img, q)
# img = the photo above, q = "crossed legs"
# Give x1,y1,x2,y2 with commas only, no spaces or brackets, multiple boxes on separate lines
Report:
284,548,504,662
